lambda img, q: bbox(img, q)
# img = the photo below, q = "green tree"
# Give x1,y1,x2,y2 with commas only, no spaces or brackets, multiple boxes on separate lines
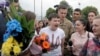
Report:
82,6,99,20
46,8,56,18
60,0,73,21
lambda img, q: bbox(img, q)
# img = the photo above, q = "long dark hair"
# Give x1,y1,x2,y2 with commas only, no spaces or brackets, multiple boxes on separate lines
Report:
38,20,45,28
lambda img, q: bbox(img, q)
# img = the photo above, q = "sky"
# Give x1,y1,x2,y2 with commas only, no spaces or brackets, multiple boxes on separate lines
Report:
19,0,100,20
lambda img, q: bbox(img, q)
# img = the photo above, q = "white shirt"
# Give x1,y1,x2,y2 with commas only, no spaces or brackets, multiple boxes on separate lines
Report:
39,26,65,56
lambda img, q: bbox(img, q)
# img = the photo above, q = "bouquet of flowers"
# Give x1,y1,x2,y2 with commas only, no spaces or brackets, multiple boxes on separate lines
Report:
1,1,35,56
34,33,50,53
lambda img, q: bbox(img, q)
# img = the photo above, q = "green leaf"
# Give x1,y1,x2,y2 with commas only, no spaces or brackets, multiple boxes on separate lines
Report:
27,19,34,34
21,16,28,28
10,5,18,18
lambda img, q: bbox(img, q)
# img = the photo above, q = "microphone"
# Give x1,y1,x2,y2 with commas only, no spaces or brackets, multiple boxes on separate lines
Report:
68,40,74,56
68,40,73,46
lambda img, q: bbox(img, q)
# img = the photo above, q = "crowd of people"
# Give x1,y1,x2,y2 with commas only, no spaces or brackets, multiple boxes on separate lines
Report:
31,5,100,56
28,5,100,56
0,0,100,56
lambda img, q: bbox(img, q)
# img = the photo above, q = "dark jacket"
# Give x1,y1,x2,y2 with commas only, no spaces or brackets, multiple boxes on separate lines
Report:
86,21,93,32
0,13,7,49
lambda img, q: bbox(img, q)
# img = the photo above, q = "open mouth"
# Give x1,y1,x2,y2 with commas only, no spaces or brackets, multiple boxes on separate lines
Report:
54,25,58,27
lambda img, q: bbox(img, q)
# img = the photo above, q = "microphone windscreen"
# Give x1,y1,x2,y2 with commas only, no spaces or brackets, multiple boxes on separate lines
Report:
68,40,73,46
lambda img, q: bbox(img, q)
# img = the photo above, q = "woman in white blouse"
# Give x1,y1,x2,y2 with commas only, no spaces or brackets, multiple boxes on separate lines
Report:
70,19,94,56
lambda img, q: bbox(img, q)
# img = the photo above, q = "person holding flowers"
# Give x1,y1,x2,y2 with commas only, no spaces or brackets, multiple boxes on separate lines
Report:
36,13,65,56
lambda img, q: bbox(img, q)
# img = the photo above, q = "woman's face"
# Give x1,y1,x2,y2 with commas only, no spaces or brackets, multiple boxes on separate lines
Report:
75,20,85,32
39,21,43,28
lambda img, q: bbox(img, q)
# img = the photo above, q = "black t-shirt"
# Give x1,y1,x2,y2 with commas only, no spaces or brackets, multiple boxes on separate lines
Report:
86,21,93,32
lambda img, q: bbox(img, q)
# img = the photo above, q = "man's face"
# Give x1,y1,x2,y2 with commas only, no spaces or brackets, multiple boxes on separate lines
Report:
13,2,19,10
57,9,67,20
92,19,100,37
73,11,81,21
49,18,60,30
88,12,96,23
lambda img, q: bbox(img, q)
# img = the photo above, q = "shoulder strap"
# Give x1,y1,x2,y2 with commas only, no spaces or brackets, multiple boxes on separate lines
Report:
84,32,90,56
87,32,90,39
87,32,90,47
79,32,91,56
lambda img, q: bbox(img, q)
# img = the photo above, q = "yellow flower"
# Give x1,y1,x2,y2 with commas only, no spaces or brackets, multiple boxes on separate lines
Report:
19,42,23,47
6,36,13,43
2,40,13,50
2,36,13,56
2,49,10,56
2,38,13,56
13,46,21,55
13,39,19,46
2,36,23,56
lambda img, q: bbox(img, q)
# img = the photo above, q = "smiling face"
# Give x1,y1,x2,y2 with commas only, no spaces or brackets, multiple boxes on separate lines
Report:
75,20,86,32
